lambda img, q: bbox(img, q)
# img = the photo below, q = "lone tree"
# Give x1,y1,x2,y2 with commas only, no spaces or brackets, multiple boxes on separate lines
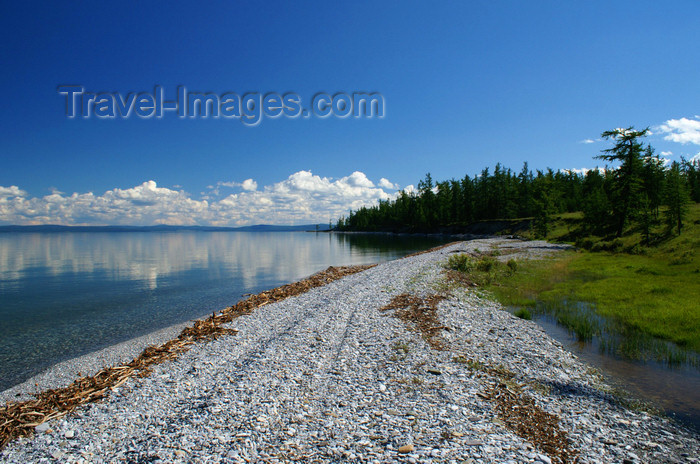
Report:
597,127,648,237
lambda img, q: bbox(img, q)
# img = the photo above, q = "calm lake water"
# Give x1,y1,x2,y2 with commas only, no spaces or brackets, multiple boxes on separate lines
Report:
0,231,448,391
508,302,700,432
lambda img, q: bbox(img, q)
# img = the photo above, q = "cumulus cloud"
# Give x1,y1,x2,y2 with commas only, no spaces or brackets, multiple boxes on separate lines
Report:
0,171,396,226
657,117,700,145
566,168,590,175
214,171,391,224
378,178,397,189
213,178,258,194
564,167,607,175
241,179,257,191
338,171,374,189
0,186,27,198
402,184,417,195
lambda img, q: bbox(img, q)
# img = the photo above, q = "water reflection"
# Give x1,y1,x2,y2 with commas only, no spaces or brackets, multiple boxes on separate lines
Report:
508,301,700,431
0,231,446,391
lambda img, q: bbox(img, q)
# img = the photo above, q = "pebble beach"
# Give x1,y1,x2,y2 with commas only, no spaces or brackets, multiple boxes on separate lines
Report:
2,239,698,463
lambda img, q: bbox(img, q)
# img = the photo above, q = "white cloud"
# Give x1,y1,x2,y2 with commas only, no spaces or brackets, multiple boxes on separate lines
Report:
339,171,374,188
689,153,700,164
215,171,391,225
0,186,27,198
378,178,397,189
660,151,673,157
240,179,257,191
0,181,207,226
657,117,700,145
579,139,596,144
0,171,396,226
402,184,417,195
214,178,258,193
564,167,607,175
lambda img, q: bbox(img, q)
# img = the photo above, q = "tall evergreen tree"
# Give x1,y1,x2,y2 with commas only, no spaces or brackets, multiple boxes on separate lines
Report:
641,145,665,218
460,175,475,223
682,156,700,203
517,162,534,217
597,127,648,237
664,161,690,235
581,169,610,234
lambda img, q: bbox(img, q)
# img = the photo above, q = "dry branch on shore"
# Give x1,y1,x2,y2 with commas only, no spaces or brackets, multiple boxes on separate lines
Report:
382,290,579,464
0,264,373,449
380,293,448,350
487,381,579,464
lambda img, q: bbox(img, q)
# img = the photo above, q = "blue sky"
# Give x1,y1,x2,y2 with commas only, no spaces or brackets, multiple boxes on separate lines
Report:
1,1,700,225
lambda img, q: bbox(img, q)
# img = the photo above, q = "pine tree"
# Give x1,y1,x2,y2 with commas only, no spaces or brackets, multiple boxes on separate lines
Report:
597,127,648,237
664,161,690,235
682,156,700,203
581,169,610,234
641,145,665,219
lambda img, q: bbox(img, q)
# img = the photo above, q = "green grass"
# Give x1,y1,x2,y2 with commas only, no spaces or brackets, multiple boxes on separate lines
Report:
487,204,700,351
486,254,574,307
445,252,517,286
513,308,532,320
540,252,699,350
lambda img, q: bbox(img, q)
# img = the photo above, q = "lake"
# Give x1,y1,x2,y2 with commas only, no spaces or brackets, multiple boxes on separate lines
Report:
0,231,448,391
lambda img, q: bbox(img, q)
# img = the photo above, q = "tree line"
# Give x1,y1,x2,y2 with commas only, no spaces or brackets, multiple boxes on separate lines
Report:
336,128,699,238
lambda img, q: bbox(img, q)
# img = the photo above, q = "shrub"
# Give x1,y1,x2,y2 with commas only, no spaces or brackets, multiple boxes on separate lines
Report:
446,254,474,273
670,253,692,265
514,308,532,320
628,244,644,255
506,259,518,272
476,256,496,272
576,237,594,250
591,242,605,252
610,238,624,252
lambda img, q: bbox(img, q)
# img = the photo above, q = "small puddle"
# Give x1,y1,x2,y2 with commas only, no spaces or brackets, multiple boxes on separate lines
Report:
508,300,700,432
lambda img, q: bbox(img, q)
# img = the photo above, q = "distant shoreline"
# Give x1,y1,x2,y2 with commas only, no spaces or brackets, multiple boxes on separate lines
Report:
0,224,331,233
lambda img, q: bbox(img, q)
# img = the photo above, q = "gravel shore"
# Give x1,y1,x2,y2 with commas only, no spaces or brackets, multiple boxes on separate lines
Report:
2,238,698,463
0,323,191,405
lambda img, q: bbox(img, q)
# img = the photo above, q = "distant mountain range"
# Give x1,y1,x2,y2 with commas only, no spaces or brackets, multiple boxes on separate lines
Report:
0,224,332,233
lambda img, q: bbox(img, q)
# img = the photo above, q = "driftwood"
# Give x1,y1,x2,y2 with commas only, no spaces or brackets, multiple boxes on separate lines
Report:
380,293,448,350
0,264,373,449
487,382,579,464
381,287,578,463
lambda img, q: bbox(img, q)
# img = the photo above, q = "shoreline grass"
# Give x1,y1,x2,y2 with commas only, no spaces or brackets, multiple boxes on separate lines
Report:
443,203,699,354
483,250,700,352
483,204,700,352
